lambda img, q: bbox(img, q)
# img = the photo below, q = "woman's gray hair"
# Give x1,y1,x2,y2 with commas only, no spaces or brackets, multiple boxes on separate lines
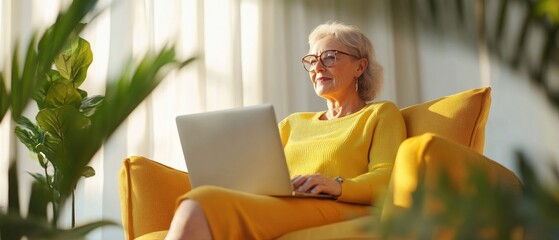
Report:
308,22,384,101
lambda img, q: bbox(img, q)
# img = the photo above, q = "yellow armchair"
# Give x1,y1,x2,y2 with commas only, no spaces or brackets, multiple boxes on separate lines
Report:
118,87,522,239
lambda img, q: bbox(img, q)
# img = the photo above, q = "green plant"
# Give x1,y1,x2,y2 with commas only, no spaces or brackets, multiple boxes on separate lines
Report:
15,30,98,228
0,0,194,239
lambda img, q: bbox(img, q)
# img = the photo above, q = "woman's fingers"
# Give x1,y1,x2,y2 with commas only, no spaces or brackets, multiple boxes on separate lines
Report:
291,174,340,196
292,174,315,192
291,175,314,192
291,175,308,189
308,184,326,195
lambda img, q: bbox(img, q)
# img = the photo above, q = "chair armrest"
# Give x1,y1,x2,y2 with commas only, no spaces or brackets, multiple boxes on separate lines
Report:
119,156,190,240
381,133,522,219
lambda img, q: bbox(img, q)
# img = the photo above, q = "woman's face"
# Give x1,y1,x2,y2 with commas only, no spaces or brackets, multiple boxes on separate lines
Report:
307,37,364,101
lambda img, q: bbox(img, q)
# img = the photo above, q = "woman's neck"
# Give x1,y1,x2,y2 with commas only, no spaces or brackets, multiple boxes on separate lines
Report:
321,97,366,120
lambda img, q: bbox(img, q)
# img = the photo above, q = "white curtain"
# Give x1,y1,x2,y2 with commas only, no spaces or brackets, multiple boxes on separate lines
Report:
1,0,403,239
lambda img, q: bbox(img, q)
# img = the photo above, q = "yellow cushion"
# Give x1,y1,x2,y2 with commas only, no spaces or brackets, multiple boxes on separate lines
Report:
276,215,379,240
382,133,522,219
400,87,491,154
119,156,190,240
135,231,168,240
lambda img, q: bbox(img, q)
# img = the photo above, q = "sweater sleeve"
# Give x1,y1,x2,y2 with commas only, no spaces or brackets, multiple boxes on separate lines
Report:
277,118,289,148
336,102,407,205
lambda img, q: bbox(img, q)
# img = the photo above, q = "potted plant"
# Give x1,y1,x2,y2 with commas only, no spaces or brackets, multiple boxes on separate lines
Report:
0,0,194,238
15,29,98,228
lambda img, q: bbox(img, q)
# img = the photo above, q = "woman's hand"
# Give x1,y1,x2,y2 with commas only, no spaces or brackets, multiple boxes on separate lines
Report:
291,174,342,197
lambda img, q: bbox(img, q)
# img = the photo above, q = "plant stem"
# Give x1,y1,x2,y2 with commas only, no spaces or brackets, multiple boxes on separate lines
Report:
44,165,57,227
72,190,75,228
51,167,59,227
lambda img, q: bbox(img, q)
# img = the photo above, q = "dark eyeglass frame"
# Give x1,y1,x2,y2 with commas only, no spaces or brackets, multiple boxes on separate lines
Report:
301,50,360,72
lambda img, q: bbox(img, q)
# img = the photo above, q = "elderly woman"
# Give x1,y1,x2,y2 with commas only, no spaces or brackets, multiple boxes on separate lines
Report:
166,22,406,240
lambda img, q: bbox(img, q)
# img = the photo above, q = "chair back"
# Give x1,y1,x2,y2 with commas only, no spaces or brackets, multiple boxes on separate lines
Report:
400,87,492,154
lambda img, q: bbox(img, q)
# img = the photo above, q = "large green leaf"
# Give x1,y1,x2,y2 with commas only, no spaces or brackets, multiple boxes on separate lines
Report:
82,166,95,178
45,69,66,84
50,220,118,239
10,43,21,120
55,37,93,87
16,112,41,133
80,95,103,117
36,133,63,168
0,213,46,240
44,82,83,108
0,213,115,240
536,0,559,24
37,153,48,169
77,88,88,98
20,36,39,113
0,73,8,123
7,161,21,215
35,70,67,109
98,47,195,137
37,106,90,139
27,173,51,222
14,116,44,154
1,161,23,240
37,0,95,75
61,33,80,57
15,126,38,153
36,106,90,168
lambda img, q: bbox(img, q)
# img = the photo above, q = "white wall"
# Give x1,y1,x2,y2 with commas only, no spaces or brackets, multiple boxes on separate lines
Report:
487,62,559,183
412,3,559,183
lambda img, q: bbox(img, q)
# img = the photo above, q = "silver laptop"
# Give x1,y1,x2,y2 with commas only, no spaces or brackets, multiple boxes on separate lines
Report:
175,104,335,198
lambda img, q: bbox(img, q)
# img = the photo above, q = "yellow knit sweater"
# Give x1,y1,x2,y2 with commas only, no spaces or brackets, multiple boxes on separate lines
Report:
278,101,406,205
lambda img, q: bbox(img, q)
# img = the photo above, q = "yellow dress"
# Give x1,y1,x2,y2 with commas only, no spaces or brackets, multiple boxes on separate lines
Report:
178,101,406,239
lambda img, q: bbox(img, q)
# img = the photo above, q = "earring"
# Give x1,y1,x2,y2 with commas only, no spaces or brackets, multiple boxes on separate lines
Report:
355,79,359,92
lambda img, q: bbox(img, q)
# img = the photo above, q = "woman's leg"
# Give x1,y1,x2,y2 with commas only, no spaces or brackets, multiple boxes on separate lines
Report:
175,186,371,239
166,200,213,240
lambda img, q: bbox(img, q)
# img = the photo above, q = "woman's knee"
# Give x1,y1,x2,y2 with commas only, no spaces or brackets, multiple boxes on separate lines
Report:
186,185,240,202
176,199,205,218
168,199,212,240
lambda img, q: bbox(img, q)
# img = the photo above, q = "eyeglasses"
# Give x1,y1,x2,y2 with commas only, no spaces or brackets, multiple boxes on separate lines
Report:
301,50,359,72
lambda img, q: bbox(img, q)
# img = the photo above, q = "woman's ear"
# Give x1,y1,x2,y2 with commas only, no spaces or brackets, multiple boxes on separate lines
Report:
355,58,368,78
